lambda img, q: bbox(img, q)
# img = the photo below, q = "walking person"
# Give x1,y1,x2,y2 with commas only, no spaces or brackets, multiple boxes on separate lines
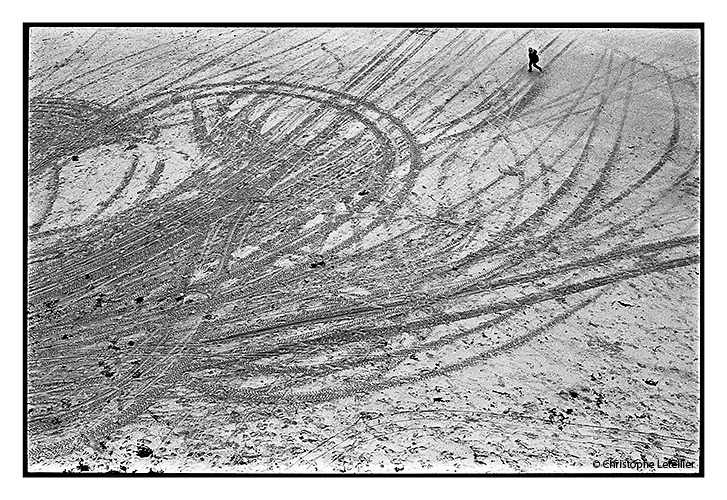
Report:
528,47,543,72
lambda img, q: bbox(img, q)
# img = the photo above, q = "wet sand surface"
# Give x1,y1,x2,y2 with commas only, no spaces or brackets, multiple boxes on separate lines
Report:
27,27,700,473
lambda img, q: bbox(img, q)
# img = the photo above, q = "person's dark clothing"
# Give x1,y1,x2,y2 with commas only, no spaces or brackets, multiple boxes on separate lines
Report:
528,48,542,72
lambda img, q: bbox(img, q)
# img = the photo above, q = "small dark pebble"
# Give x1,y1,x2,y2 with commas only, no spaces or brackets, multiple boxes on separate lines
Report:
136,444,153,458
